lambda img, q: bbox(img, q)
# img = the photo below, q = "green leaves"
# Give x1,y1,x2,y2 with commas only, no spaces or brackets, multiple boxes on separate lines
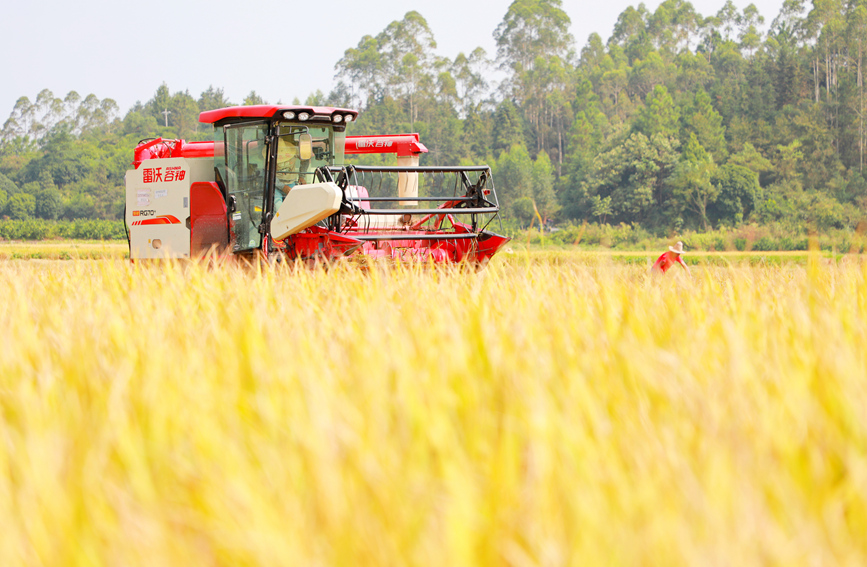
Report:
634,85,680,138
7,193,35,220
708,163,760,225
335,11,441,110
672,134,718,229
585,132,680,226
494,0,574,75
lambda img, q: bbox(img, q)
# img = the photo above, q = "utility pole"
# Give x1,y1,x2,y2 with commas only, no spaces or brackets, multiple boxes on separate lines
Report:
162,108,171,127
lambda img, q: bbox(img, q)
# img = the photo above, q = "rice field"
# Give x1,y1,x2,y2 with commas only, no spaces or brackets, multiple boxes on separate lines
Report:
1,253,866,566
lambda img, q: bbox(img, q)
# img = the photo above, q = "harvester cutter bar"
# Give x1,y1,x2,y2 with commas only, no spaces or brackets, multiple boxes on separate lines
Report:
353,207,494,215
348,196,475,202
343,233,480,241
330,165,491,173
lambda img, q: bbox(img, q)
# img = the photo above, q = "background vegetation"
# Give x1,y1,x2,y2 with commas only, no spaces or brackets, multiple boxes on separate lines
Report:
2,0,867,241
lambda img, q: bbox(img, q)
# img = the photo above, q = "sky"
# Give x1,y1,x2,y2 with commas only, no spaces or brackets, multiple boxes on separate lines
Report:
0,0,787,119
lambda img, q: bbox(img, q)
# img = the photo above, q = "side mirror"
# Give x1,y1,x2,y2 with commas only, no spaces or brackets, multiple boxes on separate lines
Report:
299,133,313,160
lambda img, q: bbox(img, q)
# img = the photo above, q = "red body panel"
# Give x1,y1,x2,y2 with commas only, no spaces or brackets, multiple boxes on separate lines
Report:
198,105,358,124
181,141,215,159
280,226,364,260
276,226,507,264
133,138,215,168
190,182,228,255
345,134,428,157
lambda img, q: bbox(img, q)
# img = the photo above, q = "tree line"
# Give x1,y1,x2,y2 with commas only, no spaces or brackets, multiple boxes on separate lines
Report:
1,0,866,236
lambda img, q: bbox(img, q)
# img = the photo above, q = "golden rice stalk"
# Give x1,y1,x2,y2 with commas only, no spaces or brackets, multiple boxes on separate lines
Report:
0,257,865,566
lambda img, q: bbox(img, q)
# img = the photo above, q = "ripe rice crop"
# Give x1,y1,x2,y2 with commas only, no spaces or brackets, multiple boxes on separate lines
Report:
1,256,866,566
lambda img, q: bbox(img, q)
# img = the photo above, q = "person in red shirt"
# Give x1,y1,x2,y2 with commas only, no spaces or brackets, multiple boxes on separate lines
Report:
651,241,690,275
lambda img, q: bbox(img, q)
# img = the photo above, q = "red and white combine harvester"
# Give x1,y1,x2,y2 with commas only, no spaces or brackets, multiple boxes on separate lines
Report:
125,105,509,264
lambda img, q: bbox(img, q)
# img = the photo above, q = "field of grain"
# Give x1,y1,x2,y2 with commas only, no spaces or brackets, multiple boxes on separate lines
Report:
1,254,866,566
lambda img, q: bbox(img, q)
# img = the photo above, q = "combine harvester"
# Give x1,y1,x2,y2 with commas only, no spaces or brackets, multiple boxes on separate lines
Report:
125,105,509,264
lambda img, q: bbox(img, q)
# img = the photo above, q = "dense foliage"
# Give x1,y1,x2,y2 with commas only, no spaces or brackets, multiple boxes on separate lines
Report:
2,0,867,237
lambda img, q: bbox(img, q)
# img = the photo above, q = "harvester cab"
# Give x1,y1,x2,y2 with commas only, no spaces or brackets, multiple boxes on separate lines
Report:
125,105,509,264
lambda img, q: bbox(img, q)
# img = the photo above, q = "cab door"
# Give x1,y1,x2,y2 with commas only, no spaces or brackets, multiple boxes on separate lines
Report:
220,121,269,252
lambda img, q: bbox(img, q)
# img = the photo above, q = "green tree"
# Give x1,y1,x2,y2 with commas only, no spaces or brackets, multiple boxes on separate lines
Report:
452,48,490,115
672,133,718,229
676,51,715,93
682,88,727,160
774,139,804,183
7,193,35,219
198,86,232,113
586,132,680,227
22,128,99,188
494,0,574,82
71,94,119,135
494,143,534,213
716,0,740,41
738,4,766,56
630,51,676,100
559,108,605,219
122,105,159,138
0,172,11,215
708,163,759,225
609,4,651,59
305,90,327,106
244,91,265,105
590,194,613,223
634,85,680,137
148,84,173,127
492,100,525,155
0,171,18,197
646,0,701,53
334,34,386,106
494,0,574,157
728,142,772,175
336,11,440,116
462,106,493,160
32,170,61,219
63,193,97,220
511,197,537,227
169,90,200,138
845,0,867,172
532,150,558,221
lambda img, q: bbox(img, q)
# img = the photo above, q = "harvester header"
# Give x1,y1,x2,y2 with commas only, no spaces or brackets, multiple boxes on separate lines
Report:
125,104,508,264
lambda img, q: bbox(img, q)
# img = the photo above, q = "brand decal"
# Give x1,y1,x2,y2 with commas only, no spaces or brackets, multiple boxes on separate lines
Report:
131,214,182,226
356,140,394,149
142,166,186,183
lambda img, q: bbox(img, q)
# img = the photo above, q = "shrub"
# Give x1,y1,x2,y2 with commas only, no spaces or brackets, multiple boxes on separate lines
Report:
752,236,777,251
0,219,126,241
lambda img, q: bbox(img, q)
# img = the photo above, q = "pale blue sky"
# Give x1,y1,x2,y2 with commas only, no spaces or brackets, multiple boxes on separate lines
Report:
0,0,786,118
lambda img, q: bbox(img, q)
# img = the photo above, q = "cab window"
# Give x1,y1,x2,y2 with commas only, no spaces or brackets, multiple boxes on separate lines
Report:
219,122,268,252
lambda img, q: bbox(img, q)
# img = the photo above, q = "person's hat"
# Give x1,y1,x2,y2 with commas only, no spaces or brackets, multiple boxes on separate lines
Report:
669,241,685,254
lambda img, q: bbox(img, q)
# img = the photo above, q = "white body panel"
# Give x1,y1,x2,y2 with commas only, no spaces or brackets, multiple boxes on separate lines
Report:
271,182,342,240
397,154,419,206
346,184,410,229
125,157,214,259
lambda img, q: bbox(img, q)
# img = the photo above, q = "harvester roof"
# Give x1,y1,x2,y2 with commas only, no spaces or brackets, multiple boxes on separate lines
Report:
198,105,359,124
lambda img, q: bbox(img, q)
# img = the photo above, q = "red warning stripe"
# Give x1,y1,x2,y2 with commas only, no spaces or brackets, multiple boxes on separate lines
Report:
131,215,182,226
